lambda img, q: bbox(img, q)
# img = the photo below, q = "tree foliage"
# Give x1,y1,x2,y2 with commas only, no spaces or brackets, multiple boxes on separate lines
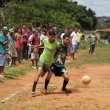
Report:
0,0,97,29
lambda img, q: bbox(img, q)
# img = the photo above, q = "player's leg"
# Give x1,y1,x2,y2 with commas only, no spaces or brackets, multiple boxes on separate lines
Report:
31,66,45,94
35,53,39,69
61,69,69,91
62,74,69,91
44,70,53,91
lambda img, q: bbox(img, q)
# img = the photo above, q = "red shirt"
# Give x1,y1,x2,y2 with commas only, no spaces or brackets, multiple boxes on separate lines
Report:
30,35,39,45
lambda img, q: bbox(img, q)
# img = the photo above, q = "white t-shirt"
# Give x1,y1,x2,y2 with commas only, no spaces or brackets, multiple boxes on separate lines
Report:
70,32,78,44
60,33,65,39
40,34,48,44
60,33,65,43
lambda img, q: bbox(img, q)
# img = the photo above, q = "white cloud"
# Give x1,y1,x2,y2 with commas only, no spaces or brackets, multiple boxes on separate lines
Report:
72,0,110,16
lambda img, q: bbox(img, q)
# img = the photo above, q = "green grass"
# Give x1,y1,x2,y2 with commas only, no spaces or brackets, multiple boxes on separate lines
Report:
66,42,110,68
0,61,32,80
1,42,110,80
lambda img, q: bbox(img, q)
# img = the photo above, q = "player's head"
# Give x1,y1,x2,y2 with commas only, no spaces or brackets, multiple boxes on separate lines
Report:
48,30,56,42
63,34,70,45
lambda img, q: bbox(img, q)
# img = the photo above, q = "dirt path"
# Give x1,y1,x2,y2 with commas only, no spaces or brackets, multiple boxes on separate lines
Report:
0,64,110,110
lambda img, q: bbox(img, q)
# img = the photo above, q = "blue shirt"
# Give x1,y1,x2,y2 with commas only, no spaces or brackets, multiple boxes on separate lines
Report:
0,33,8,53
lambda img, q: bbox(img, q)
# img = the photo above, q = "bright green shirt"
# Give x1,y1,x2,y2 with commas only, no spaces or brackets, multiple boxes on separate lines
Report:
39,38,60,67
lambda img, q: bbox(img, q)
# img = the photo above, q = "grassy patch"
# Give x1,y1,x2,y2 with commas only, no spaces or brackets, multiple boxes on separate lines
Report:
0,61,32,80
66,42,110,68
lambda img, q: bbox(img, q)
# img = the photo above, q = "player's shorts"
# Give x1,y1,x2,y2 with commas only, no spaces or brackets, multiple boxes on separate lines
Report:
31,52,39,60
0,53,6,66
8,49,18,57
50,63,68,76
90,44,95,51
37,59,50,72
71,44,77,53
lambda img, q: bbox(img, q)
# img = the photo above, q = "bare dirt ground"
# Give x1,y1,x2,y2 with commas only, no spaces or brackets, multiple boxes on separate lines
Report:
0,62,110,110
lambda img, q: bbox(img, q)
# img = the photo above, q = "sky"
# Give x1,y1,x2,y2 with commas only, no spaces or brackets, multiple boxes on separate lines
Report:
72,0,110,17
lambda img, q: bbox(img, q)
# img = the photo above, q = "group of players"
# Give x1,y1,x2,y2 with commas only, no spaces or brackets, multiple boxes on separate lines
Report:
31,30,70,94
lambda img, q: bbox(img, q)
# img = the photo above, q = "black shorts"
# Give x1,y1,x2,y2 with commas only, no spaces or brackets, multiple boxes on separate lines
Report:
50,63,68,76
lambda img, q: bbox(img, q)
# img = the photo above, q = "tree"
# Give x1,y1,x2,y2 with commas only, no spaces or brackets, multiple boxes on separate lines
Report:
0,0,97,29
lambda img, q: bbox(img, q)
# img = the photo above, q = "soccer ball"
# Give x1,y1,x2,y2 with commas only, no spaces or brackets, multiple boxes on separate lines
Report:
82,75,91,85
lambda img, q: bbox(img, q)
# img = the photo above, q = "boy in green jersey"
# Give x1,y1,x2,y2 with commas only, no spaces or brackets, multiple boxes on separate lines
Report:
42,34,70,93
31,30,61,94
88,31,98,54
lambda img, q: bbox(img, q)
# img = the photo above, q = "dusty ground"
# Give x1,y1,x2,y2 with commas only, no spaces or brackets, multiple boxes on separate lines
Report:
0,62,110,110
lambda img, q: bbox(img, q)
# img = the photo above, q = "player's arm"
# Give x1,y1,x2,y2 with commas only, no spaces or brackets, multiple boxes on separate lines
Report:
31,43,44,49
56,46,62,64
57,52,62,64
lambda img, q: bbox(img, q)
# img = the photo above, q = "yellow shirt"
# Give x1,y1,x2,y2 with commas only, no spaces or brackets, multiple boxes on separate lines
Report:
77,32,83,42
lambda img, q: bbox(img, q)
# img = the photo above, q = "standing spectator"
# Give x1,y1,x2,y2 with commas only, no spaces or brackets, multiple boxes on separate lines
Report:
29,22,37,35
7,28,18,65
52,26,57,33
87,31,98,54
77,29,83,49
70,28,78,60
0,26,8,78
28,29,39,69
12,26,16,32
39,30,48,56
68,28,73,35
60,28,68,43
14,28,23,63
21,24,29,60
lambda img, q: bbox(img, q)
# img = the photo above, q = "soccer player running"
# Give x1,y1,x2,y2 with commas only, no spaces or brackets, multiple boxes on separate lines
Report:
31,30,61,94
43,34,70,93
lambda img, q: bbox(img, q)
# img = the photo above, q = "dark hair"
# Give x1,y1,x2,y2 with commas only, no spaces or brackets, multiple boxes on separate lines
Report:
32,22,36,25
63,34,70,39
48,30,56,35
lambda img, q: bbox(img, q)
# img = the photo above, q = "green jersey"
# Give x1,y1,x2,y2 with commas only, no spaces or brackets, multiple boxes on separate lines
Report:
54,44,67,67
88,34,96,44
39,38,60,67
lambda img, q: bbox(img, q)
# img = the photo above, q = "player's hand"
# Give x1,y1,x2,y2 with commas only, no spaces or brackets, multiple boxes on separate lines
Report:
57,58,62,64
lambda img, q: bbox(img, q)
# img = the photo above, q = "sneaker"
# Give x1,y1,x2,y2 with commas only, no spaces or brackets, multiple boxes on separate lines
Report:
23,59,25,61
32,66,37,69
31,89,35,94
62,88,72,93
41,89,47,94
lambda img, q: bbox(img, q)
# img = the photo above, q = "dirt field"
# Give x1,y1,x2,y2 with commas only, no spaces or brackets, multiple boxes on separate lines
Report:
0,63,110,110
